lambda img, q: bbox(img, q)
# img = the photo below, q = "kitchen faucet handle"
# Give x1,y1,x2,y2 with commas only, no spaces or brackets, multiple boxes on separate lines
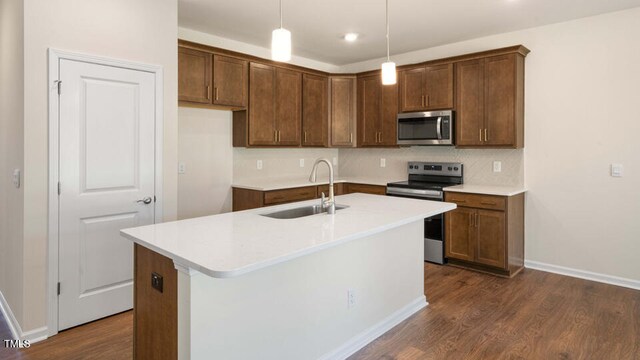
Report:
321,192,326,207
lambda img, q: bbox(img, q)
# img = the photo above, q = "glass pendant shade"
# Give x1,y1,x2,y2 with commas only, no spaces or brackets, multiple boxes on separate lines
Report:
381,61,397,85
271,28,291,62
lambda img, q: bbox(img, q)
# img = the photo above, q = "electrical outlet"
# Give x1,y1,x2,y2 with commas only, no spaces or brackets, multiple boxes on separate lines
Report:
12,169,20,188
347,289,356,308
178,162,186,174
332,157,338,166
151,272,163,293
299,159,305,167
257,160,263,170
493,161,502,173
380,158,386,168
611,163,623,177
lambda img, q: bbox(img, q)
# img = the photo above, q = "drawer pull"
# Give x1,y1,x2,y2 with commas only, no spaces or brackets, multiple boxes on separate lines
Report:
451,199,466,203
481,201,497,206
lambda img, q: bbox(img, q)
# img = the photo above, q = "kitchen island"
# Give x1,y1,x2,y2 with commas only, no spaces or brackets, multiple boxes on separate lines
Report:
121,193,456,360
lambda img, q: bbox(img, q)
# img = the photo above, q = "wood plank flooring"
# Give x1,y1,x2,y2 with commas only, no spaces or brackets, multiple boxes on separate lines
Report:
1,264,638,359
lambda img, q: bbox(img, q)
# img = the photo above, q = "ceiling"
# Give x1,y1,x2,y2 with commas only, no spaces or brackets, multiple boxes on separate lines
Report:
179,0,640,65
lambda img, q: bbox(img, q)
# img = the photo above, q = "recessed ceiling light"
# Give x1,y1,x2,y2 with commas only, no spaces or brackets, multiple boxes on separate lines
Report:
344,33,359,42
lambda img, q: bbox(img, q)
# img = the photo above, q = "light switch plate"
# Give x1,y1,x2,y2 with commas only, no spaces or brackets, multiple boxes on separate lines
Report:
178,162,186,174
380,158,386,168
12,169,20,188
493,161,502,173
299,159,305,167
332,157,338,166
611,163,623,177
257,160,263,170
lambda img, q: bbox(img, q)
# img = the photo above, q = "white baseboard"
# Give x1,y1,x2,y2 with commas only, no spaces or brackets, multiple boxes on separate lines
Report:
525,260,640,291
0,290,49,343
319,296,428,360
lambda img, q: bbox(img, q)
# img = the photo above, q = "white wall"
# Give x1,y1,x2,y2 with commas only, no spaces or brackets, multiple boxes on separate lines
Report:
18,0,178,333
341,8,640,282
0,0,25,330
178,108,233,219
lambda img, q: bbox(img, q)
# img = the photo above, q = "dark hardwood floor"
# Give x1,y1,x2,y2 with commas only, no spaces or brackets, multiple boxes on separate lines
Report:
1,264,638,359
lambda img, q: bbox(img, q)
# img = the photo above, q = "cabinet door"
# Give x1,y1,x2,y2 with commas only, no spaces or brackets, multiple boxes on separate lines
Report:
248,63,277,145
178,47,212,104
302,74,328,147
213,55,247,107
475,209,506,269
455,59,484,146
399,67,425,112
358,75,382,146
275,68,302,146
445,207,475,261
380,80,399,146
424,63,454,110
330,77,356,147
484,54,516,146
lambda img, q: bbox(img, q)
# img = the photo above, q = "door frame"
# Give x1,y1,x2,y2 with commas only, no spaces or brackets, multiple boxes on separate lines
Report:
47,49,164,337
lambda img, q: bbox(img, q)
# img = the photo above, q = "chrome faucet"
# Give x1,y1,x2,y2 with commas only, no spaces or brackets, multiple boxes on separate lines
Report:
309,158,335,214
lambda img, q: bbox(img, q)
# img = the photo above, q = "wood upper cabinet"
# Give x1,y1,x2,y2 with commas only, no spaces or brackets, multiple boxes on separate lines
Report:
179,46,248,108
455,52,525,148
245,63,301,146
302,74,328,147
357,73,398,147
248,62,277,145
399,64,453,112
275,67,302,146
444,192,524,277
178,47,212,104
213,55,247,107
329,77,356,147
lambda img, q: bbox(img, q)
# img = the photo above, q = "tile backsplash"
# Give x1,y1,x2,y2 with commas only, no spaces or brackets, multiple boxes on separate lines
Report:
233,148,339,182
339,147,524,186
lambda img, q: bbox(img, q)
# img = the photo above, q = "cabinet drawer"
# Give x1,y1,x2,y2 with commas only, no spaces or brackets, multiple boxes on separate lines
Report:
317,183,345,197
346,183,386,195
445,192,506,211
264,186,317,205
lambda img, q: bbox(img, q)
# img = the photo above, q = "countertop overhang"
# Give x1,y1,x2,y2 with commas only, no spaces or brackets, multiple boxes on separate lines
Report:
120,193,456,278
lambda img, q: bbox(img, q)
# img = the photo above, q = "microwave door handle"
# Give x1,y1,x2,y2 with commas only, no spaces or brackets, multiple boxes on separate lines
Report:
436,117,442,140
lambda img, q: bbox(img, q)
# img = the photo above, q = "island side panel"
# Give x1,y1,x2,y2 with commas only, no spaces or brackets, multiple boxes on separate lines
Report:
134,244,178,360
188,220,425,359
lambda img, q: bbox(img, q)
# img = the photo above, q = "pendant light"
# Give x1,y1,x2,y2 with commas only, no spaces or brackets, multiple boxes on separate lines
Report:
381,0,396,85
272,0,291,62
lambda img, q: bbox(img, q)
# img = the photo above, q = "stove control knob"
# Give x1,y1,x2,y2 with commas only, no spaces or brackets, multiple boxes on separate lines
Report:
448,167,453,171
409,165,414,169
454,167,459,171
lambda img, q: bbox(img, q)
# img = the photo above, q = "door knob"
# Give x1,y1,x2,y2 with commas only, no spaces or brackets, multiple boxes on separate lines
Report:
136,197,152,204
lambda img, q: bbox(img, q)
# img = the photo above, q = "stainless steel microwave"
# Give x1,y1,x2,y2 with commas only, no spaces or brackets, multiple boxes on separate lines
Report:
397,110,454,146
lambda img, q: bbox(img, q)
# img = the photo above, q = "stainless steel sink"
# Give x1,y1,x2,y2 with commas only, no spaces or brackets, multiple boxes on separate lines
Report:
261,204,349,219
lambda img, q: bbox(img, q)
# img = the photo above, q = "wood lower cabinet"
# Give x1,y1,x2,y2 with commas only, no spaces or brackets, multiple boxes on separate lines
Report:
357,73,398,147
329,76,356,147
445,192,524,277
178,47,212,104
302,74,328,147
234,63,302,147
134,245,177,360
232,182,383,211
455,51,526,148
399,63,453,112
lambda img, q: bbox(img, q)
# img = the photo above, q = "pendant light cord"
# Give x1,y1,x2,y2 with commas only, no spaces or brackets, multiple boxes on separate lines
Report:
280,0,283,29
386,0,390,62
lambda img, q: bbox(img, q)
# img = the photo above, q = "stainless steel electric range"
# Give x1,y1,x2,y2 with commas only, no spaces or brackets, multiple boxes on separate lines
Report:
386,162,463,264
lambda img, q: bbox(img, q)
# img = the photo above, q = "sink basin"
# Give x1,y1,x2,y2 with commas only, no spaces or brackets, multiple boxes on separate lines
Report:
261,204,349,219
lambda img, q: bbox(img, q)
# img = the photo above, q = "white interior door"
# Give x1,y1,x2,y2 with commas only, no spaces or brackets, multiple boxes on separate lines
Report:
58,59,156,330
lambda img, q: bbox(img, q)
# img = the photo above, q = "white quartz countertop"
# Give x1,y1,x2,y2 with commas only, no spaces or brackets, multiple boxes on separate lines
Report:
232,177,401,191
444,184,527,196
120,193,456,278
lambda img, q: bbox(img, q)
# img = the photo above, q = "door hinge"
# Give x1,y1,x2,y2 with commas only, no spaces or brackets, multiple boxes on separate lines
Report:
57,282,61,295
55,80,62,95
57,182,61,195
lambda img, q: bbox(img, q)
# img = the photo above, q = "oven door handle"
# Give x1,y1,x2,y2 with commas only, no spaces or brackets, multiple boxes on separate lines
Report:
386,187,443,199
436,117,442,140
